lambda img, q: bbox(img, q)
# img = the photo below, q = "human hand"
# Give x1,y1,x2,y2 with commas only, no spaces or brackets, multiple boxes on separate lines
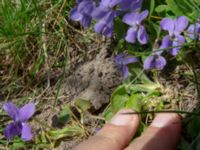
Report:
73,109,181,150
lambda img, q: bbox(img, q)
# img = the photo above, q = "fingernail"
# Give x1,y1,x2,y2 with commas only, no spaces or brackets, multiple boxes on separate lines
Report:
151,113,180,128
110,109,137,126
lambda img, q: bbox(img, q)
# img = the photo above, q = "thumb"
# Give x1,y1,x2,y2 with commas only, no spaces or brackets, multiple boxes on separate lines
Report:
73,109,140,150
126,113,181,150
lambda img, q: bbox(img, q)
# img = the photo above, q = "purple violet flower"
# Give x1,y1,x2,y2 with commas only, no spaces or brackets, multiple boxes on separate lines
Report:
70,0,95,28
143,54,166,70
119,0,143,11
76,0,84,3
160,16,189,56
3,102,35,141
94,11,115,37
187,23,200,40
122,10,149,44
92,0,122,37
115,53,138,79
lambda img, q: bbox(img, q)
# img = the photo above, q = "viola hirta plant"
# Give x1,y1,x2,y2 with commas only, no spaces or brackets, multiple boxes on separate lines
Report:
70,0,95,27
143,54,166,70
187,22,200,40
69,0,199,79
122,10,149,44
3,102,35,141
119,0,143,11
160,16,189,56
92,0,122,37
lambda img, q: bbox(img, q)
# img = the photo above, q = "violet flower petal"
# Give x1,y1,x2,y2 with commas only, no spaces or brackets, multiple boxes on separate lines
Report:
3,103,19,122
171,35,185,56
137,25,148,44
109,0,122,8
92,6,109,21
120,0,135,10
94,11,114,37
187,24,195,39
125,27,137,43
100,0,112,6
159,35,173,54
122,12,137,26
154,55,166,69
143,55,154,70
94,21,113,37
76,0,83,3
21,123,33,141
115,53,138,65
80,15,92,27
187,23,200,40
70,7,83,21
160,35,172,49
122,56,138,65
4,122,22,139
115,53,138,79
143,55,166,70
174,16,188,36
130,0,143,11
116,64,122,71
19,103,35,122
78,0,94,15
123,65,129,79
136,10,149,24
114,53,125,64
101,0,122,8
160,18,175,36
120,0,143,11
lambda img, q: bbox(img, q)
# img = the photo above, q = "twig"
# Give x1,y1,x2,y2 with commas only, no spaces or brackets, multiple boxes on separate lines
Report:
42,19,50,88
121,110,200,116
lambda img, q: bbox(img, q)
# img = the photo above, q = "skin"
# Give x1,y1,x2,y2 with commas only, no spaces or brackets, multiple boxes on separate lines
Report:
73,109,181,150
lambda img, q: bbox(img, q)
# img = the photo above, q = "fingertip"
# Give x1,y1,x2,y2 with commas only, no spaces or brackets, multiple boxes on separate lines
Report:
95,109,140,149
126,113,181,150
151,113,181,128
73,109,140,150
110,109,140,126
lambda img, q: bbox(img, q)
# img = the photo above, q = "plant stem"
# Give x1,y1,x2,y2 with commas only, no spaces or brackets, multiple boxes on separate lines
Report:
121,110,200,116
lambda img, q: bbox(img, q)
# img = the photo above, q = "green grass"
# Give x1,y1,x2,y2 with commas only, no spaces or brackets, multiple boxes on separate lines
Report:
0,0,101,149
0,0,72,98
0,0,84,149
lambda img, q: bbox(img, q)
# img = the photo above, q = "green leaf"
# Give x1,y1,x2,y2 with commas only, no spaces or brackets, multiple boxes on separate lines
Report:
149,0,155,18
112,94,129,113
155,5,170,13
186,116,200,138
114,18,127,40
128,83,161,93
111,85,127,99
75,99,91,112
178,138,193,150
103,85,129,121
126,94,143,111
103,107,114,121
130,67,154,84
165,0,183,15
48,124,84,141
57,106,72,124
174,0,199,20
148,21,161,39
